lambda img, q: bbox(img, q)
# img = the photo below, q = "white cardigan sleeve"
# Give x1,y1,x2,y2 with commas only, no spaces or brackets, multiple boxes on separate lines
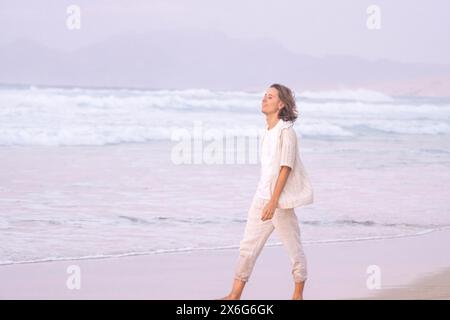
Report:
279,127,297,169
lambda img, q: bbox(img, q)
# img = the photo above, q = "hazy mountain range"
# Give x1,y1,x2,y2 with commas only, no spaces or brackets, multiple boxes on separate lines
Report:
1,29,449,96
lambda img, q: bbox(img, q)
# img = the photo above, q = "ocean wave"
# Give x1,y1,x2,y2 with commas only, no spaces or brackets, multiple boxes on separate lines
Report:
302,219,441,229
1,85,450,145
300,88,395,102
1,226,448,266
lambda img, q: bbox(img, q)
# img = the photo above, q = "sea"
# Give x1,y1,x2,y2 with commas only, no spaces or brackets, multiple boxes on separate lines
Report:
0,84,449,265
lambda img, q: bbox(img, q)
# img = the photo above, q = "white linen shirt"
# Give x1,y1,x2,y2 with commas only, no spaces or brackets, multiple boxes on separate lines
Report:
255,119,314,209
256,119,284,200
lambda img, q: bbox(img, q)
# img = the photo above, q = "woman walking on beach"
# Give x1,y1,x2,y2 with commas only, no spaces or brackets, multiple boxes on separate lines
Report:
219,83,314,300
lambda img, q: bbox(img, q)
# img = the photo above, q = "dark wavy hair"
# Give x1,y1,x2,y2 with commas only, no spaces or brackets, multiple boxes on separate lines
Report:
270,83,298,122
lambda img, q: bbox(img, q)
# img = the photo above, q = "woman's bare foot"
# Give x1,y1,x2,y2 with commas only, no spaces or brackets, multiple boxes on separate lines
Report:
217,294,241,300
216,279,246,300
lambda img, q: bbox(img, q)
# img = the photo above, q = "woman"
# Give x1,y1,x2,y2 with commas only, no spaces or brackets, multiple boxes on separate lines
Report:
219,83,314,300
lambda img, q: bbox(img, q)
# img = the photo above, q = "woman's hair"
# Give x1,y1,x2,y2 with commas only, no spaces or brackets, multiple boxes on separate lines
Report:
270,83,298,122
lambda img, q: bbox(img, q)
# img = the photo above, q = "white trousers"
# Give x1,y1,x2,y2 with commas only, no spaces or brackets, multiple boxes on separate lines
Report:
234,193,308,283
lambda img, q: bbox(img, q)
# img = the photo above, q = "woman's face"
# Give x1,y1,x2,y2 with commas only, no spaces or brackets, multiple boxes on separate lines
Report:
261,87,283,115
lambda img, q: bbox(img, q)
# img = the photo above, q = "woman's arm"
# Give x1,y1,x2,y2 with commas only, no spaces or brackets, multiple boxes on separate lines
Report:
261,166,291,221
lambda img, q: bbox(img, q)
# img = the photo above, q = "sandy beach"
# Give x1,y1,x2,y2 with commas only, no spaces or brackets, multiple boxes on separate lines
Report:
1,227,449,300
1,88,449,300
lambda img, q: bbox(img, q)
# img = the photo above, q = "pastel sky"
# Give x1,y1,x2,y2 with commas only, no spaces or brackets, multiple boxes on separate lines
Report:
0,0,449,65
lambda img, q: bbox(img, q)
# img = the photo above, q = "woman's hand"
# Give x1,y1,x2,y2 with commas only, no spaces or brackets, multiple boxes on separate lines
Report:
261,199,278,221
260,166,291,221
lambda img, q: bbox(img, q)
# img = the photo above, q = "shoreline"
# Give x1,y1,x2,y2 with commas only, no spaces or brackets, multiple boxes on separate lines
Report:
1,227,449,299
1,226,449,267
